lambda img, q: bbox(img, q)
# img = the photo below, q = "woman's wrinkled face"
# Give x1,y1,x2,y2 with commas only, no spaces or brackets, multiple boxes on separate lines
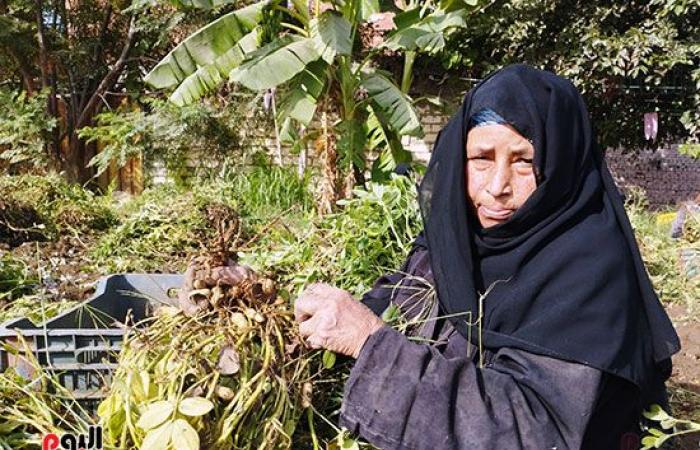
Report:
466,124,537,228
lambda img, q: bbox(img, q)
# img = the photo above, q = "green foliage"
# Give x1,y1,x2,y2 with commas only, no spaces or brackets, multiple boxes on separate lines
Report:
0,89,56,171
641,404,700,449
246,174,422,296
90,164,313,273
441,0,700,149
0,174,116,236
89,186,212,273
145,0,456,185
79,97,263,186
0,255,36,302
219,162,315,219
0,348,92,448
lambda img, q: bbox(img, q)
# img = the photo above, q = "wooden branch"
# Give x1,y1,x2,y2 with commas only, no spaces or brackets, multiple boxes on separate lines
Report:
5,46,36,94
76,14,137,128
78,3,113,115
35,0,50,89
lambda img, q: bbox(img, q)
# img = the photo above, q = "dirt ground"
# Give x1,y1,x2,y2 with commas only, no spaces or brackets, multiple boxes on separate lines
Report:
667,304,700,449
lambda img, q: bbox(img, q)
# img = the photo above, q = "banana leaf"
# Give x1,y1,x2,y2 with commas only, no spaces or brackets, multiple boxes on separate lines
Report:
144,1,268,89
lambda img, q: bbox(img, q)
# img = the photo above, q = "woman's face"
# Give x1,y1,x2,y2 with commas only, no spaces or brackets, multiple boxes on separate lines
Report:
466,124,537,228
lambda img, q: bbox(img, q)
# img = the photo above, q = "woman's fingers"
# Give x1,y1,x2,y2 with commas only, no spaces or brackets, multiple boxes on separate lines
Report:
294,285,326,322
298,314,321,338
305,334,326,350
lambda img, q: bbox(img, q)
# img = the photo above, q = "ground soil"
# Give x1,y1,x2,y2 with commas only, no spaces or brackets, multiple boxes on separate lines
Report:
667,304,700,449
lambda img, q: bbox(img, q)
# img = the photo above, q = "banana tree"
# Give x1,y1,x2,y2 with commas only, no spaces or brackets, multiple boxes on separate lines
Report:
144,0,478,209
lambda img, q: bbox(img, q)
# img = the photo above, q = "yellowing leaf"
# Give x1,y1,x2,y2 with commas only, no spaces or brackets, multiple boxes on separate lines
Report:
341,437,359,450
141,421,173,450
643,404,672,422
178,397,214,417
172,419,200,450
137,400,174,430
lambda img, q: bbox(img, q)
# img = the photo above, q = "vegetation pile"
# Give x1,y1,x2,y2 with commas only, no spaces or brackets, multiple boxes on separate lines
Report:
0,174,116,241
96,199,339,449
0,198,44,248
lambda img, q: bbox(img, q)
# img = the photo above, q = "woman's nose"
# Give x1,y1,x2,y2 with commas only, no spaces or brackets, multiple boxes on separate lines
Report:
486,164,512,197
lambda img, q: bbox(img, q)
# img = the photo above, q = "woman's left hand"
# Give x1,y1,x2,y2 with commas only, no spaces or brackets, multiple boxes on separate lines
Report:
294,283,384,358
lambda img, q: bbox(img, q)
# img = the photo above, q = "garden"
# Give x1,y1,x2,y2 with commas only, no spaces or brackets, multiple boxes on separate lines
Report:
0,0,699,448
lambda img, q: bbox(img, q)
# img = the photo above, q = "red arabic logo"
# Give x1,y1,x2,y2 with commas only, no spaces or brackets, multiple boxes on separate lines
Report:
42,425,102,450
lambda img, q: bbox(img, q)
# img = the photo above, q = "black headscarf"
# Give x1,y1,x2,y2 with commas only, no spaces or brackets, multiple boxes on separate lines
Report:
418,64,680,394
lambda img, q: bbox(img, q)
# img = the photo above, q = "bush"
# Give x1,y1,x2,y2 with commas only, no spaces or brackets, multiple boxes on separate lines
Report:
0,89,57,173
626,188,700,312
246,174,422,297
0,174,116,238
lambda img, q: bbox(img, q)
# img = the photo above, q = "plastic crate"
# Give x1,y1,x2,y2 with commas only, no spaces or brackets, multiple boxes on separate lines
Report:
0,273,182,404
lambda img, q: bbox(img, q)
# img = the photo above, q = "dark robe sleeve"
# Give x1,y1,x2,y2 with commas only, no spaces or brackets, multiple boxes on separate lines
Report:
339,326,602,450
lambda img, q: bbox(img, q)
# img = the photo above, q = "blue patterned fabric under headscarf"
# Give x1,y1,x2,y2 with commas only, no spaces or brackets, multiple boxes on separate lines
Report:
468,108,508,130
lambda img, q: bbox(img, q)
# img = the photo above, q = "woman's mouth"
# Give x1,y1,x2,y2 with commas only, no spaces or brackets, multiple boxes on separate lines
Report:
478,205,514,221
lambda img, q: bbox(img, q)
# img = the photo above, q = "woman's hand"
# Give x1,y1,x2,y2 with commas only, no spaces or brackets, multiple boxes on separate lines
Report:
294,283,384,358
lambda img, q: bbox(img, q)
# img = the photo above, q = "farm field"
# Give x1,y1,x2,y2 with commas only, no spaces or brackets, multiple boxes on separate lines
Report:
0,171,698,448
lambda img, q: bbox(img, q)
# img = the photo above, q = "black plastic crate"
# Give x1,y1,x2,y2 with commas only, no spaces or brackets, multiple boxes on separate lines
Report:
0,273,182,403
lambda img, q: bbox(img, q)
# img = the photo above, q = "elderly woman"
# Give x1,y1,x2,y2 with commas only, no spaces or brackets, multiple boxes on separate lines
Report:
293,65,680,450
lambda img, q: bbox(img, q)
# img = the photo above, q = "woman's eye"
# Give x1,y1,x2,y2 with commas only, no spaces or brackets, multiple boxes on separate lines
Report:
468,157,492,169
514,158,533,165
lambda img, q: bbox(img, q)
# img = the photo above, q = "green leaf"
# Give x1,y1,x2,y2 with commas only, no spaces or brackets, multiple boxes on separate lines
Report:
169,29,261,106
171,419,200,450
358,0,380,21
384,9,468,53
230,37,321,91
360,71,422,137
393,8,421,30
415,32,446,53
336,119,367,169
648,428,664,437
311,12,352,64
179,397,215,417
277,60,328,125
289,0,310,23
144,1,267,89
170,0,238,9
322,350,336,369
341,437,360,450
141,421,173,450
440,0,479,12
640,436,656,450
643,404,672,422
381,303,402,323
137,400,174,430
659,418,676,429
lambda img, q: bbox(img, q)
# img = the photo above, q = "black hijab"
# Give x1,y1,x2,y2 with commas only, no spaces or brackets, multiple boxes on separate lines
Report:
418,64,680,394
